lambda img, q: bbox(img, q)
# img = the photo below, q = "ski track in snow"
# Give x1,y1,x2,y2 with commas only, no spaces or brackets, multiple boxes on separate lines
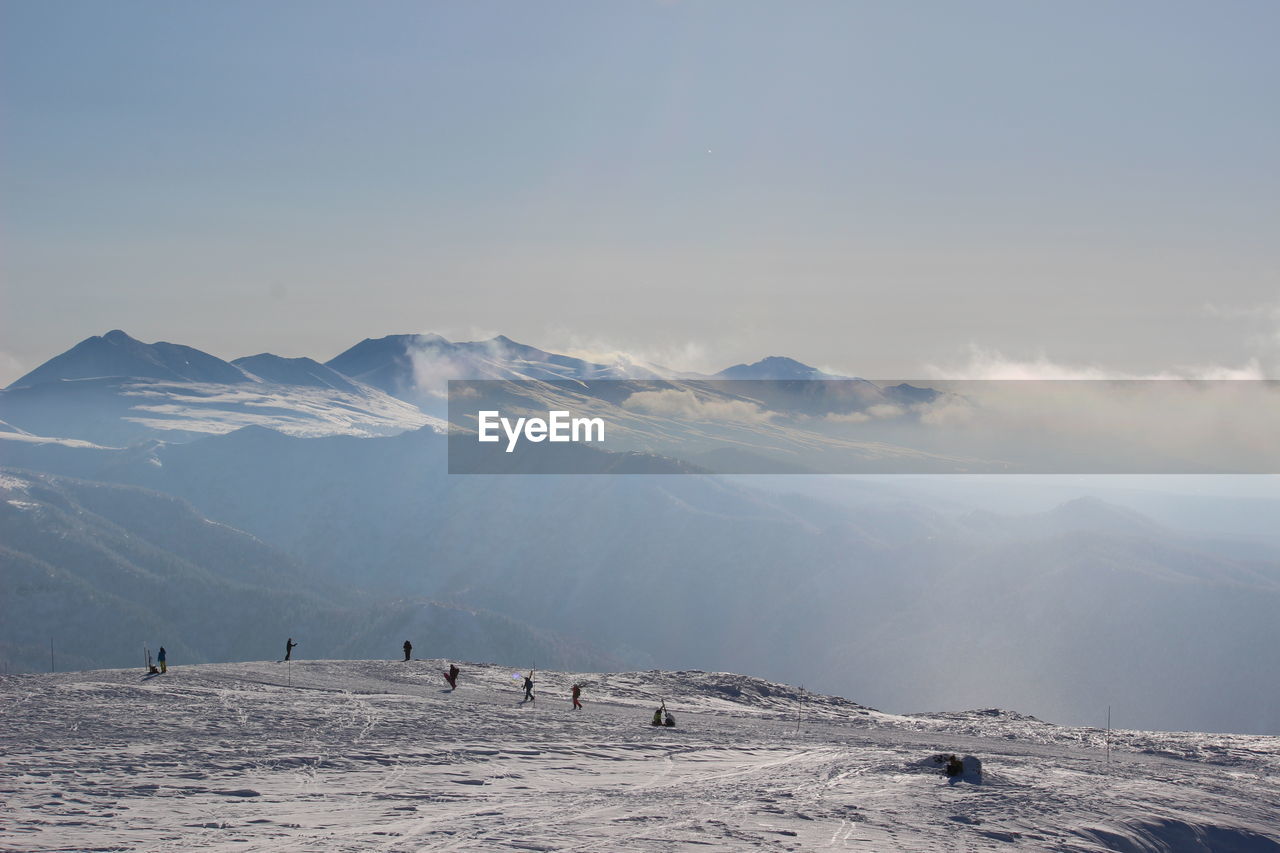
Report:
1,661,1277,852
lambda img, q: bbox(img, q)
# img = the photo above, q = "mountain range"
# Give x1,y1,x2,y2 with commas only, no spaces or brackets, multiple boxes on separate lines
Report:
2,330,1278,734
2,331,974,473
0,330,864,446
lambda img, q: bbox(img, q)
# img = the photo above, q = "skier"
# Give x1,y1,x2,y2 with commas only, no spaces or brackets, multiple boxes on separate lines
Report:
664,708,676,727
157,646,167,674
651,703,665,726
445,663,459,689
523,671,535,702
571,684,583,710
945,755,963,779
403,640,412,662
285,638,297,661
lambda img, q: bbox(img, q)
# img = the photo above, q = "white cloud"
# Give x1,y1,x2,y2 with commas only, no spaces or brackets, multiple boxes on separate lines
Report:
621,389,774,423
822,411,871,424
555,335,716,377
867,403,905,419
915,398,976,427
923,344,1272,381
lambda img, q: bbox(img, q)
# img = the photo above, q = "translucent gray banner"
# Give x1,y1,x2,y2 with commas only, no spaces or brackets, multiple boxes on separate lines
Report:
447,379,1280,474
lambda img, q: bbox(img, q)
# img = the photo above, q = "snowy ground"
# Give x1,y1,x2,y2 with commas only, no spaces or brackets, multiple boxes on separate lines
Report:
1,661,1277,852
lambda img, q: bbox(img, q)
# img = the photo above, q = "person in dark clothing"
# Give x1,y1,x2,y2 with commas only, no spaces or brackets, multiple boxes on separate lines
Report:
571,684,583,710
157,646,167,674
285,638,297,661
403,640,412,662
663,709,675,727
945,755,963,778
523,671,535,701
445,664,459,689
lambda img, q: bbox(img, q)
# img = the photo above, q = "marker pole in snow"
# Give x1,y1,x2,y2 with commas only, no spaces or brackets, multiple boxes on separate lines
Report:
1106,706,1111,767
796,686,804,735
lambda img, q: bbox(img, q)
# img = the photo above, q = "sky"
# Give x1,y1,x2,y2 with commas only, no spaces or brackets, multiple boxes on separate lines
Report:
2,0,1278,385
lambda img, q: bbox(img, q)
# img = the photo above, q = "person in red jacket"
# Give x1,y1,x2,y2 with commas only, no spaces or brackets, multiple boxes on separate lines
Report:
571,684,583,710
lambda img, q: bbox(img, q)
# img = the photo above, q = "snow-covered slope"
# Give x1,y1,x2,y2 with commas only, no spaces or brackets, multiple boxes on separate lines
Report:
3,661,1276,851
0,418,112,449
0,331,444,445
0,376,440,444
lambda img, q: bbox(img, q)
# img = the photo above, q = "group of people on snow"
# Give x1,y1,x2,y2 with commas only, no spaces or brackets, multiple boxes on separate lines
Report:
146,638,675,727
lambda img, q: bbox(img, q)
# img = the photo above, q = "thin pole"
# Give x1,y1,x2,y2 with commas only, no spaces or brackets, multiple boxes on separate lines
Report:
50,638,54,673
1106,705,1111,767
796,686,803,735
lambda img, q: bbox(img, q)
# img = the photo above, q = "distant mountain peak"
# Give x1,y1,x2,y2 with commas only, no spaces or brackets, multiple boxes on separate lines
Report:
231,353,362,392
715,356,845,380
8,330,253,389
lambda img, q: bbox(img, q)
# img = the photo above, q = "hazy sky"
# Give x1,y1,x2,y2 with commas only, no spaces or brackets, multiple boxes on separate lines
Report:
3,1,1277,384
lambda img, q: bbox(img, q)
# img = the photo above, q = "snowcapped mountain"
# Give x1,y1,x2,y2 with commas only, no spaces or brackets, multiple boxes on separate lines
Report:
2,329,968,471
4,659,1277,851
230,353,363,392
0,331,441,445
324,332,665,406
10,329,255,387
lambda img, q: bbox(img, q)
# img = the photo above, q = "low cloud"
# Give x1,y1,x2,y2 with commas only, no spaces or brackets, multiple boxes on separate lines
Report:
901,378,1280,472
554,335,716,378
822,411,871,424
622,389,775,424
923,344,1271,381
867,403,905,419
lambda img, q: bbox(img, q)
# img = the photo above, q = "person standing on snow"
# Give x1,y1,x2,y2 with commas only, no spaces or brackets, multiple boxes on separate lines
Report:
403,640,412,662
446,664,459,689
523,671,535,702
285,638,297,661
571,684,583,711
157,646,167,674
